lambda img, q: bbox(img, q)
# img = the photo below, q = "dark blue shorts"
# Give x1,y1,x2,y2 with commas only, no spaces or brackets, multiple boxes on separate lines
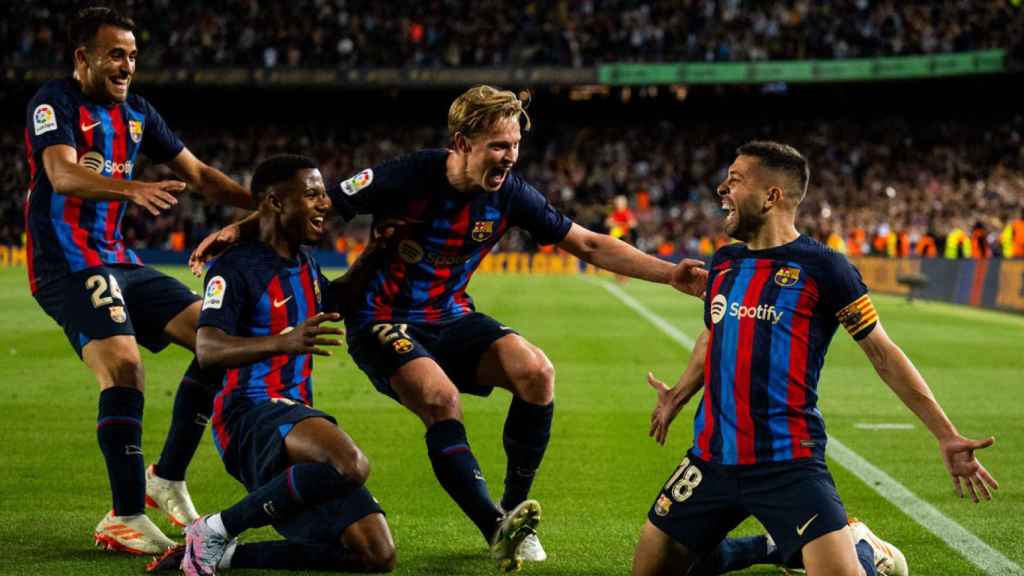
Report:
647,451,847,565
219,400,384,545
33,265,199,357
346,312,516,401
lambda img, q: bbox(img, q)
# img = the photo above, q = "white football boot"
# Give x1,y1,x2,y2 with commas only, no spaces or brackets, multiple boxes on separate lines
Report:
94,510,177,555
849,518,909,576
490,499,542,572
146,464,200,528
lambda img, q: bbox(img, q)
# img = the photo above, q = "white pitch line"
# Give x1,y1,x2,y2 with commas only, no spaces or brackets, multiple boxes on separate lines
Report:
585,276,1022,576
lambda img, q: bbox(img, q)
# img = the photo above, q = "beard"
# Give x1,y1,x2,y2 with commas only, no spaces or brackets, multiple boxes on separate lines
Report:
726,208,766,243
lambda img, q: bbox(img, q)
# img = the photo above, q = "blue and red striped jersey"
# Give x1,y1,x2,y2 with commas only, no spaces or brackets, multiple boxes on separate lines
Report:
692,235,878,466
329,149,572,329
23,78,183,293
198,242,332,456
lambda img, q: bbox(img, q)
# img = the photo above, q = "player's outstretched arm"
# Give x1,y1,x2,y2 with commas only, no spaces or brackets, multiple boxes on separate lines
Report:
166,147,253,209
648,330,709,445
857,322,999,502
557,223,707,298
42,144,184,215
196,312,344,369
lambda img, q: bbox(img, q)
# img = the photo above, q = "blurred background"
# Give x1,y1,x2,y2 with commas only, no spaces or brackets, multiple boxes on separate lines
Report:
2,1,1023,308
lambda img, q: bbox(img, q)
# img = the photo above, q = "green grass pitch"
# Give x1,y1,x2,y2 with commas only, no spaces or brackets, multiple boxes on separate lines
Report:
0,266,1020,575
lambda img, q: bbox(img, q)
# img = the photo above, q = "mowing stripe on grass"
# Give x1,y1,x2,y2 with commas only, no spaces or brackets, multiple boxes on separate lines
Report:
587,277,1023,576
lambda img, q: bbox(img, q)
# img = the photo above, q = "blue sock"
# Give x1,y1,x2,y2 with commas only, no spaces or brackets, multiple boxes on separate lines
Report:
154,359,220,481
426,419,502,540
97,387,145,516
220,463,357,536
500,398,553,512
689,536,774,576
856,539,878,576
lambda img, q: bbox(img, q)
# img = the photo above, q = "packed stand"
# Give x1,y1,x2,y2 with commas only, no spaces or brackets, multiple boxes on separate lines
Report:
4,113,1023,259
4,1,1022,69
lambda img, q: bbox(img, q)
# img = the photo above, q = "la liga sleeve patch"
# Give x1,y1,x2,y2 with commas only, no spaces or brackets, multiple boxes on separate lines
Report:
33,104,57,135
202,275,227,310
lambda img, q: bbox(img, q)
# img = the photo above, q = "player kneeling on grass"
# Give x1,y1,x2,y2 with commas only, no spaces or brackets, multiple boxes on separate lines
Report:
633,141,999,576
148,155,394,574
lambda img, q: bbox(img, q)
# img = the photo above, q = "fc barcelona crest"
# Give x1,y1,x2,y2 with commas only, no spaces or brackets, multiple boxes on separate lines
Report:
109,306,127,323
774,266,800,287
128,120,143,143
312,275,322,305
471,221,494,242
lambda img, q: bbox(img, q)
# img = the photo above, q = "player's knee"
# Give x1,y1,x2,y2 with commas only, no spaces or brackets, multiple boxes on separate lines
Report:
331,448,370,487
421,388,462,423
515,355,555,404
101,348,144,389
358,539,396,573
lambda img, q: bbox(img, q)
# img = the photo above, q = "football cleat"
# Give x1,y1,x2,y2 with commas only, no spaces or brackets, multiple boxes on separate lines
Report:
182,517,231,576
94,510,177,555
146,464,200,528
849,518,908,576
490,499,542,573
147,545,186,572
516,532,547,562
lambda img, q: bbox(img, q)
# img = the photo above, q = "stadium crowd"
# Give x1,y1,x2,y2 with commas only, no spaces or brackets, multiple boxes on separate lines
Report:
4,1,1022,69
4,112,1023,259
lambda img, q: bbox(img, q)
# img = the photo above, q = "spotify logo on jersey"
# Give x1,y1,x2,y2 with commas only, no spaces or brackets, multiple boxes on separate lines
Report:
710,294,728,324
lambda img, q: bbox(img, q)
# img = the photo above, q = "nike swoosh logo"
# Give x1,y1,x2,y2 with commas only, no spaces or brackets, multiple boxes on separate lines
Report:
81,121,101,132
796,513,819,536
273,296,293,308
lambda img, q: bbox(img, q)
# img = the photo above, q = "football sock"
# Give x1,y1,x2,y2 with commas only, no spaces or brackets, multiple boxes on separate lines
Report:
856,539,878,576
229,541,371,571
500,397,553,511
689,536,777,576
154,359,219,481
220,463,358,536
97,387,146,517
425,419,503,540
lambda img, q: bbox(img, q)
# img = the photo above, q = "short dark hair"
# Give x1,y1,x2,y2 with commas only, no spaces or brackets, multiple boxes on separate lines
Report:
251,155,318,201
67,6,136,50
736,140,810,204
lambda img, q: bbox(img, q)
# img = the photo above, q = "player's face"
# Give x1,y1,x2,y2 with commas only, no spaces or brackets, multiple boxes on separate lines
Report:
717,155,767,242
78,25,137,103
465,116,520,192
278,168,331,245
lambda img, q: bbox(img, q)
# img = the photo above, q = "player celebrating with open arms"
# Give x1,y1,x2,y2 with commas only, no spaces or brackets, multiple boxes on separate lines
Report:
635,141,999,576
25,6,253,555
189,84,707,571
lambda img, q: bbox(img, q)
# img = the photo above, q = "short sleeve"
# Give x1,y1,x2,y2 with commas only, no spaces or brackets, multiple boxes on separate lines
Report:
26,84,77,153
821,252,878,340
507,176,572,245
328,153,421,221
137,97,184,164
198,258,248,335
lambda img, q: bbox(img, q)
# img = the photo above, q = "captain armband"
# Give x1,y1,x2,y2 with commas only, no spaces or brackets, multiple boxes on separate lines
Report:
836,294,878,340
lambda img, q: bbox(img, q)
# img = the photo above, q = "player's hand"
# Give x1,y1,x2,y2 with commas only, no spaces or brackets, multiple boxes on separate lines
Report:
939,435,998,503
670,259,708,299
189,224,241,277
130,180,185,216
647,371,682,445
280,312,344,357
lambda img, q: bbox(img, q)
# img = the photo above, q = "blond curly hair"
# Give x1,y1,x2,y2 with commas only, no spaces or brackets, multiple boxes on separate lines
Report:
448,85,531,142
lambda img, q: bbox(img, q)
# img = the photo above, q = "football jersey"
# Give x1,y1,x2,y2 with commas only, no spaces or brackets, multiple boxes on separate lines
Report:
329,149,572,329
198,242,332,456
693,235,878,466
24,78,184,293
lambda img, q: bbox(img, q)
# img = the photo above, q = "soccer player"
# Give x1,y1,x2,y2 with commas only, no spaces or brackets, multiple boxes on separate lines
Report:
190,85,707,570
24,6,252,554
633,141,999,576
146,155,395,575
